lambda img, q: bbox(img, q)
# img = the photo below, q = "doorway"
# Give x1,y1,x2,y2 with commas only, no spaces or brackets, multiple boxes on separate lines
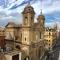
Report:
12,54,19,60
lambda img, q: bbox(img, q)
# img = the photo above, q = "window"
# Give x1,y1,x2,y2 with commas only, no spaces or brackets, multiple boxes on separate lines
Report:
31,17,33,20
25,37,26,41
49,40,50,42
46,40,48,41
25,17,28,24
49,44,50,46
40,32,41,39
25,17,27,19
49,32,50,38
21,33,22,39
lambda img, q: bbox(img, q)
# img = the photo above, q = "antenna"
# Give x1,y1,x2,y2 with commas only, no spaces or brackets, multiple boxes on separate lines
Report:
40,9,42,15
40,0,43,14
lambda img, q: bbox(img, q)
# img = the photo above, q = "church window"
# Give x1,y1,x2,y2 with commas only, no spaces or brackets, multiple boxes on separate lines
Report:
21,33,22,39
25,17,28,24
40,32,41,39
25,37,26,41
31,17,33,20
49,40,50,42
25,17,27,19
49,32,51,38
49,44,50,46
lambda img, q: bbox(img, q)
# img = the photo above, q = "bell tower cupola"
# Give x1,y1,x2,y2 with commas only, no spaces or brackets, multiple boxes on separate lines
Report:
22,3,35,27
37,9,45,22
37,9,45,39
37,9,45,30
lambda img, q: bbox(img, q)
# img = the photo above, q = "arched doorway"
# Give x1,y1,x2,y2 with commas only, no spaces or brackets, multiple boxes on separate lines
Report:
12,54,19,60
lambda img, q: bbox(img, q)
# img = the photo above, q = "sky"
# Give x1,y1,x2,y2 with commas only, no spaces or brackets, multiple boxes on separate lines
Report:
0,0,60,27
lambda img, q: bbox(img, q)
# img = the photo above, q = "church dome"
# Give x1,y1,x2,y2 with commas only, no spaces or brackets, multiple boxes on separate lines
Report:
37,10,45,20
37,15,45,20
22,5,35,14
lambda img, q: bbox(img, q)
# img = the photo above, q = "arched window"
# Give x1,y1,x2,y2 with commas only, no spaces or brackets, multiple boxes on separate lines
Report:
25,37,26,41
49,32,51,38
21,33,22,38
25,17,27,19
40,32,41,39
31,16,33,20
24,17,28,25
25,17,28,24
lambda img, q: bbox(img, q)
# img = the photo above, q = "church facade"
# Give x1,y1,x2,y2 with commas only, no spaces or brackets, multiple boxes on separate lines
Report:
5,4,45,60
4,4,57,60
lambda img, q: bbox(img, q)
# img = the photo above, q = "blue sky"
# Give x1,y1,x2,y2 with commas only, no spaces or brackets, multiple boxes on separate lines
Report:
0,0,60,27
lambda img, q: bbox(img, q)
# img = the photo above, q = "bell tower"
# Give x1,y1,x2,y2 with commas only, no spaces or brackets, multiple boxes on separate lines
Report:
37,10,45,39
22,4,35,27
21,3,35,56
